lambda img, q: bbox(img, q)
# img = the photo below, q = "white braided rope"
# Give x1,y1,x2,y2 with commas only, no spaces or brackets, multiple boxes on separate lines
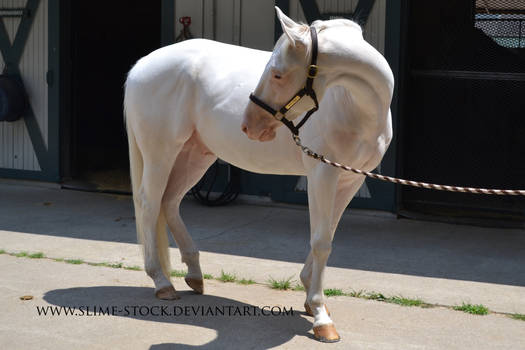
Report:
292,135,525,196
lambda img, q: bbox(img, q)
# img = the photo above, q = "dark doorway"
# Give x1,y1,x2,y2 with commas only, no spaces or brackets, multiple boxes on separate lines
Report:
401,0,525,226
63,1,161,192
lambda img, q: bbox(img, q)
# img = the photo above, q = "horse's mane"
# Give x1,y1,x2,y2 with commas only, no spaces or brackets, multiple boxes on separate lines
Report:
285,18,361,35
312,18,362,33
275,18,362,57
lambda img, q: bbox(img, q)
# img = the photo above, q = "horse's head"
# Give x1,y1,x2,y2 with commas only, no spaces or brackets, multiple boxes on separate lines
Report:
242,7,326,142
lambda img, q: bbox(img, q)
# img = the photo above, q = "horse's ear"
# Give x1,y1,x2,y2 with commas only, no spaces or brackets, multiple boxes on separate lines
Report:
275,6,307,48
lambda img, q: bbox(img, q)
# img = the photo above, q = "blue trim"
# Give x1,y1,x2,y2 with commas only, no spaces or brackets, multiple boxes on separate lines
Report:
0,168,57,181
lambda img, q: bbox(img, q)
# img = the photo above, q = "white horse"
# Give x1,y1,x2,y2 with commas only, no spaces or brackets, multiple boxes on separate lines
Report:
124,7,393,342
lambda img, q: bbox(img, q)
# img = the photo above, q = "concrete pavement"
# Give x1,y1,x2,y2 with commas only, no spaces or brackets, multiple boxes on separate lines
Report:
1,180,525,348
2,255,525,349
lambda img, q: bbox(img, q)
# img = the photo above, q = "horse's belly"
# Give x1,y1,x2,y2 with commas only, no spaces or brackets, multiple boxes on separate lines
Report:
195,126,305,176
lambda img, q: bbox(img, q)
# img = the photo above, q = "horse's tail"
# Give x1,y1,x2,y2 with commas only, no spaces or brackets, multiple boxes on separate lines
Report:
124,84,171,280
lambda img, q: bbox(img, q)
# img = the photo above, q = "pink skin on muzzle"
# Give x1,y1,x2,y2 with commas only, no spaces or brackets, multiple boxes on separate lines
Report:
241,102,280,142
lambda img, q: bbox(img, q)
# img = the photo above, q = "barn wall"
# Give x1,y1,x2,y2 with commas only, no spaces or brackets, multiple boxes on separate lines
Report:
171,0,385,52
0,0,48,171
173,0,275,50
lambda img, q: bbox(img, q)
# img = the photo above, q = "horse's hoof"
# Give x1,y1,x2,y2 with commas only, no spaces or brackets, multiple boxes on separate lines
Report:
313,324,341,343
185,277,204,294
155,286,180,300
304,302,330,317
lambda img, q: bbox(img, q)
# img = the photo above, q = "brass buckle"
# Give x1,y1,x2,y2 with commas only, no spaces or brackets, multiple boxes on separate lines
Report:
307,64,318,78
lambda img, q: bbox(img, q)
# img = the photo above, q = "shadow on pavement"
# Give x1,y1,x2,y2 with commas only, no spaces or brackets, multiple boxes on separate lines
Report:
43,286,312,349
2,184,525,287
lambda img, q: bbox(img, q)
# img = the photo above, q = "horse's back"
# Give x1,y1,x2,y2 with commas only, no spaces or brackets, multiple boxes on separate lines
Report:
125,39,268,125
126,39,267,94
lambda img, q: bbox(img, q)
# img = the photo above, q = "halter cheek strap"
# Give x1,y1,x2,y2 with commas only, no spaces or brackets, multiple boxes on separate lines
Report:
249,26,319,136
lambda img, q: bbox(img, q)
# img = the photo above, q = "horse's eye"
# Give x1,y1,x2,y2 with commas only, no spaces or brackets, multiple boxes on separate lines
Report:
274,74,282,80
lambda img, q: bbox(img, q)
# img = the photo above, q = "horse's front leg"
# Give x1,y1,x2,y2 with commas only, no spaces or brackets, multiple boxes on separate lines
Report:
304,165,365,342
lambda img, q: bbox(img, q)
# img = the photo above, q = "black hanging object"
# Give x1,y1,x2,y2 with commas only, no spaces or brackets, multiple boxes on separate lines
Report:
0,74,28,122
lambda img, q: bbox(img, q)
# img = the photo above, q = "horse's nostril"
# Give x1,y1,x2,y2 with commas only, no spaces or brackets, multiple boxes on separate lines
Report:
241,125,248,134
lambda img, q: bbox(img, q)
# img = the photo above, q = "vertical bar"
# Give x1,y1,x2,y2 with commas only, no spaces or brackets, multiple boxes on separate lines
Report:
47,0,60,180
161,0,175,46
382,0,405,212
353,0,376,26
519,19,522,48
298,0,322,23
233,0,241,44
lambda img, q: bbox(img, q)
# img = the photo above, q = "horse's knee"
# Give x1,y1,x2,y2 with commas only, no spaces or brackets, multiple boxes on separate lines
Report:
311,236,332,261
136,185,159,218
161,196,182,217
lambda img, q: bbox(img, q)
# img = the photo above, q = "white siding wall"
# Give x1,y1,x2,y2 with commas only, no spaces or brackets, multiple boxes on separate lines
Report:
173,0,385,52
174,0,275,50
0,0,47,171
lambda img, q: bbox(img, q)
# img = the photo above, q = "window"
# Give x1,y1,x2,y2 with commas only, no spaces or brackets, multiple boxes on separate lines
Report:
474,0,525,48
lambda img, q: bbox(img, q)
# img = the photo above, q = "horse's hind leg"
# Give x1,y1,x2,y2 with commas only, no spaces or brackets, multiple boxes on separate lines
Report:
162,131,217,294
137,145,184,300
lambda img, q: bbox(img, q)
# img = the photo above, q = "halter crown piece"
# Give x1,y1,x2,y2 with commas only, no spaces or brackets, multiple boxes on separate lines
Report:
249,26,319,136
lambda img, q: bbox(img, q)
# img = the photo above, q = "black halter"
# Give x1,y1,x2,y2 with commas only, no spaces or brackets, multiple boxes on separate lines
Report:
249,26,319,136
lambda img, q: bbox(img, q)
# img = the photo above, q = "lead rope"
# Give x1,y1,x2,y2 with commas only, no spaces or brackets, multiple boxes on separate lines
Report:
292,135,525,196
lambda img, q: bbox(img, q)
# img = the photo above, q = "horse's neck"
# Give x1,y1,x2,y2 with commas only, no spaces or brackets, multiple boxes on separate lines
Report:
325,84,383,134
325,57,393,135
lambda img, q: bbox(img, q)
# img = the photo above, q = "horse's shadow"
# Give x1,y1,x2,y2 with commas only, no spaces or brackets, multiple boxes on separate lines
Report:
43,286,312,349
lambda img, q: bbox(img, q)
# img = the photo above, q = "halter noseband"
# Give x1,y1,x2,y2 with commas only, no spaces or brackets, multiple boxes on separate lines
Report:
249,26,319,136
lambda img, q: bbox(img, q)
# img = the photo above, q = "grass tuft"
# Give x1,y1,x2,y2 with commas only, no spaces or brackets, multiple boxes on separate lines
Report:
453,303,489,315
28,252,45,259
218,270,236,283
510,313,525,321
366,292,387,301
292,284,306,292
89,262,125,269
238,278,256,285
65,259,84,265
124,265,141,271
324,288,346,297
268,276,294,290
170,269,187,278
388,296,428,307
14,251,29,257
0,249,6,254
203,273,214,280
348,289,366,298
